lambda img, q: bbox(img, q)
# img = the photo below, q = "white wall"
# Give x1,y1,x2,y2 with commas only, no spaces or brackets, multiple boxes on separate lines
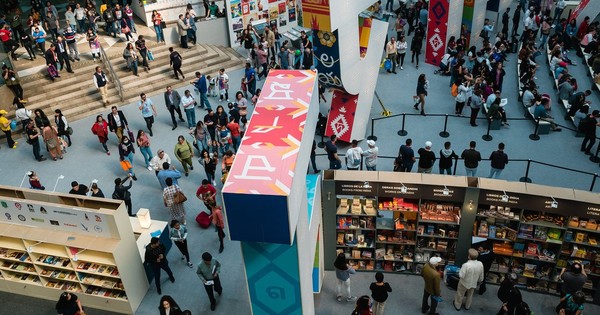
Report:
470,0,488,48
447,1,465,46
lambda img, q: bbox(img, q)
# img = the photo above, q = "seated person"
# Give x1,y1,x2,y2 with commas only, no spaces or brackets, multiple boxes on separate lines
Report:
533,97,562,131
487,97,508,126
574,105,590,128
554,61,568,79
522,83,537,107
437,53,453,75
580,30,597,49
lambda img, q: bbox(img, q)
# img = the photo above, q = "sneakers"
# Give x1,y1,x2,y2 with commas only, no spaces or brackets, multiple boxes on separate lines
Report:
147,166,153,171
336,296,342,302
187,262,194,268
346,296,357,302
106,151,111,155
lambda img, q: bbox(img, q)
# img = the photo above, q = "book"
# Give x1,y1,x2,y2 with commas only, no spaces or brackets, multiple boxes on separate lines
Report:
513,243,525,257
526,243,539,257
478,221,489,237
488,225,497,239
564,231,573,242
534,227,548,241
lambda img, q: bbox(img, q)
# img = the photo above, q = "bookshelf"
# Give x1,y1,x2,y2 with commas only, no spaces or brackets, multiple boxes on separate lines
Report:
336,196,377,271
0,186,148,314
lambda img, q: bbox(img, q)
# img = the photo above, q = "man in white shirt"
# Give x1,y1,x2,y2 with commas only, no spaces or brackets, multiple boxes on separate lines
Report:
453,248,484,311
344,140,363,170
362,140,379,171
151,149,172,175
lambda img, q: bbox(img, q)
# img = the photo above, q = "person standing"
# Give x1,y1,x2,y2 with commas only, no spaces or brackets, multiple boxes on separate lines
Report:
185,12,197,45
559,263,588,298
461,141,482,176
196,179,217,212
385,37,397,74
176,14,190,49
144,237,175,295
157,162,181,190
54,109,71,147
138,93,157,136
107,106,128,143
334,253,356,302
136,130,154,171
192,72,211,110
169,47,184,80
123,4,136,33
112,176,134,216
414,74,428,115
93,66,110,106
556,291,585,315
217,68,229,102
151,10,165,43
90,182,104,198
55,36,73,73
170,219,194,268
310,140,319,173
363,140,379,171
369,272,392,315
0,110,17,149
20,31,37,61
196,252,222,311
477,244,495,295
55,292,84,315
453,249,484,311
210,205,225,253
501,7,510,38
181,90,196,129
69,181,89,195
439,141,458,175
244,62,257,97
417,141,436,173
163,177,187,224
488,142,508,179
164,86,185,130
422,257,442,315
396,35,408,70
159,295,183,315
43,10,59,41
399,138,416,172
25,120,46,161
469,89,483,127
345,140,363,170
42,121,62,160
227,116,241,152
496,273,518,315
325,135,342,170
512,4,521,36
63,27,79,61
579,110,600,155
174,135,194,176
151,150,172,175
410,24,424,69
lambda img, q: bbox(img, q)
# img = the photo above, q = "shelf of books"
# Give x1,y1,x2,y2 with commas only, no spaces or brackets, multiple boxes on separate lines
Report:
0,186,149,314
336,196,377,271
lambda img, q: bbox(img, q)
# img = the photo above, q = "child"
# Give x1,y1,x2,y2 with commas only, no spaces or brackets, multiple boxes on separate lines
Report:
28,171,45,190
207,75,217,97
369,272,392,315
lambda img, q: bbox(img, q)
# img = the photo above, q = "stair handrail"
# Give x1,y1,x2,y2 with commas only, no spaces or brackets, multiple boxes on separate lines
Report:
99,44,124,102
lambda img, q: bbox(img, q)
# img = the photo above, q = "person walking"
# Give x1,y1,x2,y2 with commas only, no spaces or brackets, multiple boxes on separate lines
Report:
63,26,79,61
42,121,62,160
181,90,196,129
411,23,425,69
579,110,600,155
135,35,150,71
170,219,194,268
500,287,531,315
200,150,218,185
54,109,71,147
169,47,184,80
325,135,342,170
86,29,101,61
136,130,154,171
112,176,134,216
488,142,508,179
92,115,110,155
453,249,484,311
244,62,257,97
369,272,392,315
196,252,222,311
461,141,482,176
164,86,185,130
93,66,110,106
118,135,137,179
192,121,211,154
422,257,442,315
159,295,183,315
45,44,60,81
439,141,458,175
417,141,436,173
385,37,397,74
398,138,416,172
151,150,172,175
414,74,428,115
496,273,518,315
123,43,138,76
192,72,211,110
138,93,157,136
144,237,175,295
174,135,194,176
363,140,379,171
157,162,182,190
107,106,128,143
334,252,357,302
352,296,372,315
55,36,74,73
163,177,187,224
25,120,46,161
345,140,363,170
210,205,225,253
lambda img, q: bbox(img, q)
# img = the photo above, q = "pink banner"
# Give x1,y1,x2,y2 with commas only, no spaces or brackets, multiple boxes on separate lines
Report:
325,90,358,143
425,0,450,66
570,0,590,21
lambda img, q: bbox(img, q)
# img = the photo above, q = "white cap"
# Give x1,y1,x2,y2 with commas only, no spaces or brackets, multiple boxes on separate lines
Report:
425,141,432,148
366,140,375,147
429,257,442,265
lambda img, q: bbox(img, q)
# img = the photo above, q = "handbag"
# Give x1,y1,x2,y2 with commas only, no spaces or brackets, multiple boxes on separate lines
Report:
67,126,73,135
384,59,392,71
174,190,187,204
160,21,167,29
120,160,132,171
9,120,17,130
121,25,130,33
147,50,154,61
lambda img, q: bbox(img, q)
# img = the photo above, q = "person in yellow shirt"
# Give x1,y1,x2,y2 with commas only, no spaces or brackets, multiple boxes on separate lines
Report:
0,110,17,149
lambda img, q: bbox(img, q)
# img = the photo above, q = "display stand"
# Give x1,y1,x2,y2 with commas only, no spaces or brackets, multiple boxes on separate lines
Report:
0,186,149,314
323,171,600,304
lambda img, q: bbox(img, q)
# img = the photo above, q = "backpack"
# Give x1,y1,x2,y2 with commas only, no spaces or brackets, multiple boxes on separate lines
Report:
451,83,459,97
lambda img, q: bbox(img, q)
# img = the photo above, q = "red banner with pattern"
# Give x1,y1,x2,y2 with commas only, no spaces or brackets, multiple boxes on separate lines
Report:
425,0,450,66
325,90,358,143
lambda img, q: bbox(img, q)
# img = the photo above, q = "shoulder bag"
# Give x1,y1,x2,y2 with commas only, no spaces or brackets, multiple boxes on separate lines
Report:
174,189,187,204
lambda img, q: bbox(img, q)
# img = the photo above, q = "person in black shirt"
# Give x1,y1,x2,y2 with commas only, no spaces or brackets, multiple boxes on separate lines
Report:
112,176,133,216
398,138,416,172
144,237,175,295
580,110,600,155
439,141,458,175
25,119,46,162
369,272,392,315
488,142,509,179
310,140,319,173
417,141,436,173
69,181,88,195
496,273,518,315
461,141,482,176
324,135,341,169
55,291,84,315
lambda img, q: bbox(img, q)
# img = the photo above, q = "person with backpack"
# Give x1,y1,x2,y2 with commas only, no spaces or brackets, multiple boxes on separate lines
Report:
496,273,518,315
112,175,133,216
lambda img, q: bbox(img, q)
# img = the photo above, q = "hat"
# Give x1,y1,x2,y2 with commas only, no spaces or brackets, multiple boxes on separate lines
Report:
366,140,375,147
429,257,442,265
0,110,7,115
425,141,432,148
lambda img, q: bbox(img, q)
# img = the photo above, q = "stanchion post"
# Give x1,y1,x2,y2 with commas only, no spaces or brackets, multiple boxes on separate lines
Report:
590,173,598,192
453,159,458,175
317,132,325,148
519,159,533,183
439,114,450,138
589,143,600,163
367,118,378,141
397,113,408,136
482,120,493,141
529,118,541,141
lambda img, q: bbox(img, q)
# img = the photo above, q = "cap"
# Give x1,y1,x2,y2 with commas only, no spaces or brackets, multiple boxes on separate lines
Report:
0,110,7,115
429,257,442,265
425,141,432,148
366,140,375,146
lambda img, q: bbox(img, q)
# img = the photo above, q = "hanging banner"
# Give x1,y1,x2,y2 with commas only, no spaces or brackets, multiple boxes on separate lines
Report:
570,0,591,22
325,90,358,143
300,0,331,31
425,0,450,66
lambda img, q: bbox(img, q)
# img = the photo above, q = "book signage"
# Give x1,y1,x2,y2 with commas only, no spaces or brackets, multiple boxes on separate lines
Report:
377,182,420,198
335,181,377,196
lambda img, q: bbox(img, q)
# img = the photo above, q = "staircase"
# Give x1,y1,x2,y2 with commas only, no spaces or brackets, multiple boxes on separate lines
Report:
10,42,246,125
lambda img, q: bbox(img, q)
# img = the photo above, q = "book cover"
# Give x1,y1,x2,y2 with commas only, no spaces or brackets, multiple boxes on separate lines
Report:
513,243,525,257
488,225,497,239
526,243,539,257
534,227,548,241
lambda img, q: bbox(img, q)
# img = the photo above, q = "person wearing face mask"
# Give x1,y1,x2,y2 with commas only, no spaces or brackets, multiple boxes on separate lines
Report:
118,136,137,180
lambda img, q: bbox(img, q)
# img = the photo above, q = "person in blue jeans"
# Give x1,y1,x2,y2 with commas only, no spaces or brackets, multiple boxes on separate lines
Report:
118,135,137,180
181,89,196,129
488,142,508,179
136,130,154,170
152,10,165,43
244,62,256,97
138,93,157,136
325,135,341,169
191,72,211,110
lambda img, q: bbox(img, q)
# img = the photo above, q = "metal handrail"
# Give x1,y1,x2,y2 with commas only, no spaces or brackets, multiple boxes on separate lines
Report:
99,44,124,102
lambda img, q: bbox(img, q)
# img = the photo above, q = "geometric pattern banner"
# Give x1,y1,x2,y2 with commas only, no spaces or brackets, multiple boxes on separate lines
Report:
325,90,358,142
425,0,450,66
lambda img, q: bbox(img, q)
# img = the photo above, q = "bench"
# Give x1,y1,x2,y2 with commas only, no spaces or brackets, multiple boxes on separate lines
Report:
546,47,576,126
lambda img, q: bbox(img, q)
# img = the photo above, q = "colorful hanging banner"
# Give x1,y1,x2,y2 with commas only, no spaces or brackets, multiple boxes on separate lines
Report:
325,90,358,142
425,0,450,66
300,0,332,31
